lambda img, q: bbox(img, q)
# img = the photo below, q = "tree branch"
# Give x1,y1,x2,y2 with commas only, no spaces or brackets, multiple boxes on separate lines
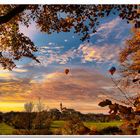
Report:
0,5,28,25
110,76,135,107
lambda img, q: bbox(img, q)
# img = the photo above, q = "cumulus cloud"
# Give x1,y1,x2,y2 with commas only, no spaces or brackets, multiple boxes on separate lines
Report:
19,18,129,68
31,43,76,66
18,17,131,69
30,41,122,67
29,30,126,67
77,43,121,64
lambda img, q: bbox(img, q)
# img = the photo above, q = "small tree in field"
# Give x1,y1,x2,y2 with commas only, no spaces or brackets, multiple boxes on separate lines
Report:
36,98,45,112
33,98,48,129
24,102,34,113
24,102,34,130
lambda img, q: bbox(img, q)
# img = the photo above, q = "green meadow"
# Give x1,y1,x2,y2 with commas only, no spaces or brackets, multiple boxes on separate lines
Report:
0,123,15,135
50,120,123,132
3,120,140,135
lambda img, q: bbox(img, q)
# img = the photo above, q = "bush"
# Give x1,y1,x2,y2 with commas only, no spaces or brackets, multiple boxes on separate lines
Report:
98,126,122,135
13,129,52,135
52,129,62,135
61,117,90,135
0,115,3,123
33,112,52,129
120,122,137,135
10,114,30,129
13,130,33,135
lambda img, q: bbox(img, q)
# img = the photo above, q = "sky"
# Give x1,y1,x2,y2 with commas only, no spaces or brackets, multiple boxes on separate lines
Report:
0,9,133,113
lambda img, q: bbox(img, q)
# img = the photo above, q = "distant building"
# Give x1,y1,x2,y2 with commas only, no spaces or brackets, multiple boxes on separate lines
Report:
60,102,67,112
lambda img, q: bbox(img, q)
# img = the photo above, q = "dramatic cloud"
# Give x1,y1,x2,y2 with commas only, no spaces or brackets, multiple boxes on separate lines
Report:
0,67,113,113
0,66,137,113
30,43,76,66
0,14,132,113
30,41,122,67
18,17,131,69
0,71,13,80
77,43,121,64
0,78,32,96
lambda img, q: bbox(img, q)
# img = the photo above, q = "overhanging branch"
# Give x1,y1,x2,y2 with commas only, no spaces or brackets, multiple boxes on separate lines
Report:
0,5,28,25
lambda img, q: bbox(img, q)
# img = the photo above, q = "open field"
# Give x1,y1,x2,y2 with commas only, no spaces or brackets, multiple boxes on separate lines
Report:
50,120,123,132
0,123,15,135
83,121,123,130
2,120,140,135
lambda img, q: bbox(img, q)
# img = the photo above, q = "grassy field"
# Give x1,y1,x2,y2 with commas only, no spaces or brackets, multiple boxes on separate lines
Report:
51,120,140,134
0,123,15,135
50,120,123,132
0,120,124,135
83,121,123,130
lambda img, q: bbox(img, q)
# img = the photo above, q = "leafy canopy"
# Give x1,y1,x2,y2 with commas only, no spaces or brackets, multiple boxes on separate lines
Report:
0,5,140,70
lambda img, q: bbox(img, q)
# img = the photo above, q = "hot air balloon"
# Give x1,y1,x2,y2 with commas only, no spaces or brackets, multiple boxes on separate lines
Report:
65,69,70,75
109,66,116,75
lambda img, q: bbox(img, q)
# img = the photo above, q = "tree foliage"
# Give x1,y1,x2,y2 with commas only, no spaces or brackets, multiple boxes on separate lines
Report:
36,98,45,112
0,4,140,70
119,29,140,86
99,30,140,133
61,117,90,135
24,102,34,113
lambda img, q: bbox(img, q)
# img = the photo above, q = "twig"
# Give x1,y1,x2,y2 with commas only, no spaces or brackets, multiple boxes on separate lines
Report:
110,76,135,107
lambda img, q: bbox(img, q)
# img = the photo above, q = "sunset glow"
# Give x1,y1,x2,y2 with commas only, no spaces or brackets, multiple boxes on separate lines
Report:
0,9,132,113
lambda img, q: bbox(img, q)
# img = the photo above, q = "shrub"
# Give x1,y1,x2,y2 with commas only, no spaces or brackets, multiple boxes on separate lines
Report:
13,129,52,135
120,122,137,135
98,126,122,135
52,129,62,135
61,117,90,135
11,114,29,129
33,112,52,129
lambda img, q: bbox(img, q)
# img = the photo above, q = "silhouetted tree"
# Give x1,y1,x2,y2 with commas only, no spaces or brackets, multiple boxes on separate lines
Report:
24,102,34,130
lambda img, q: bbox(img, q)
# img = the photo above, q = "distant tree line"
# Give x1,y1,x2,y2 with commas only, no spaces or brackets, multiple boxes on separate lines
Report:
0,108,120,127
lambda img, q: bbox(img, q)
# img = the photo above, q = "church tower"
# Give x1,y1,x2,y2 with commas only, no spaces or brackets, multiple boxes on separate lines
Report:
60,102,63,112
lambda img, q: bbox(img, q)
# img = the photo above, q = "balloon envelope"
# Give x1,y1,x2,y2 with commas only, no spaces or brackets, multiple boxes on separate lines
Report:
109,67,116,75
65,69,70,75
